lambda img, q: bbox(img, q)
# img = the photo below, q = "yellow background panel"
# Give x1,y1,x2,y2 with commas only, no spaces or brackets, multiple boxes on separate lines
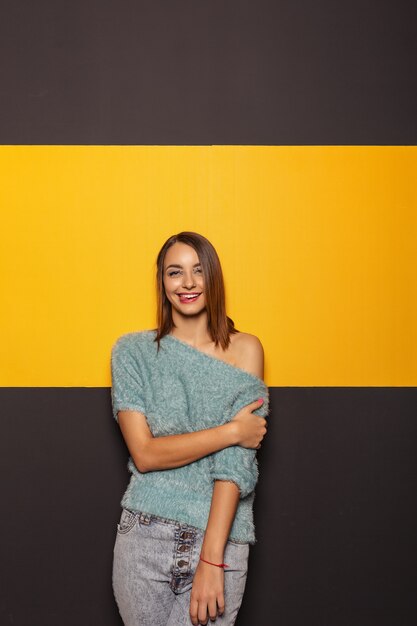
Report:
1,146,416,386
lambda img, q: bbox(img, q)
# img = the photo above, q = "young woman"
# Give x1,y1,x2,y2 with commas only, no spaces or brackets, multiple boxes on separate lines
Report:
111,231,269,626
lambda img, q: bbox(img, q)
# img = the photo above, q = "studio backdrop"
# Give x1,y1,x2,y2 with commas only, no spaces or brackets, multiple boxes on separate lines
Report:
1,2,416,626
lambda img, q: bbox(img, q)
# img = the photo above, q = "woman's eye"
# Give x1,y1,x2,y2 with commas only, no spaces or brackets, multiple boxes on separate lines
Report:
168,268,202,277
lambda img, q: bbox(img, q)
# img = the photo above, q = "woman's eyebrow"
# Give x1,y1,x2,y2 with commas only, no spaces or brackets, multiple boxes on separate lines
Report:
166,263,201,269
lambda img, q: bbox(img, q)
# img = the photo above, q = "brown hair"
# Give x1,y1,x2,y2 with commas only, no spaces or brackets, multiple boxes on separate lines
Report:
153,231,239,351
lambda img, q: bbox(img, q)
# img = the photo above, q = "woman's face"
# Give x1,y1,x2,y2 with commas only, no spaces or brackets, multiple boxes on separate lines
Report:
163,242,206,316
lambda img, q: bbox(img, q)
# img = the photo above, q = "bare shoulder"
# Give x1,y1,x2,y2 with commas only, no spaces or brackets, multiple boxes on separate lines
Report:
230,332,265,379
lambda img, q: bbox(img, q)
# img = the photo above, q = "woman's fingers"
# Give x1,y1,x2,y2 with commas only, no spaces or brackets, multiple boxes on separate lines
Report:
207,595,219,621
217,592,225,616
198,599,209,625
190,598,211,625
189,597,199,625
190,597,225,624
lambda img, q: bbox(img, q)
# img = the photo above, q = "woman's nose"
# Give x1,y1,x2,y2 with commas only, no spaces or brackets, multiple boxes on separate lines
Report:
183,278,196,288
182,273,196,288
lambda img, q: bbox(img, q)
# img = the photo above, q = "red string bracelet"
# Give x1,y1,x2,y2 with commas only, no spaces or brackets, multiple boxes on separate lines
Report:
200,557,230,568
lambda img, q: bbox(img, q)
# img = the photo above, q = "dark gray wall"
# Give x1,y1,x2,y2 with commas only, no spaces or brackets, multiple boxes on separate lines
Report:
1,388,416,625
0,0,416,144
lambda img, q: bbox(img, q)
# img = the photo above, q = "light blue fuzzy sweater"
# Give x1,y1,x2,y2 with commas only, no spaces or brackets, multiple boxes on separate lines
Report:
110,329,270,544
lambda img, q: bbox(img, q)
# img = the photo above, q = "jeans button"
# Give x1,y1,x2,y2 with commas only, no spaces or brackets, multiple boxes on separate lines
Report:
180,531,193,540
178,544,189,552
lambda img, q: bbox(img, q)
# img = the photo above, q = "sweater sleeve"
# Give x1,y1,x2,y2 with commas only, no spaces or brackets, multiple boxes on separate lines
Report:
110,335,147,422
210,383,270,499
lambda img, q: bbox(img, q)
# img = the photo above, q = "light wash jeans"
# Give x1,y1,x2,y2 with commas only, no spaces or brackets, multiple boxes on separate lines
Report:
112,508,250,626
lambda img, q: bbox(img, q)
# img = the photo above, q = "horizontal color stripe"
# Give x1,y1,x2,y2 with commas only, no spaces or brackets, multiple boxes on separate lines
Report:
1,146,416,386
1,386,416,625
0,1,416,144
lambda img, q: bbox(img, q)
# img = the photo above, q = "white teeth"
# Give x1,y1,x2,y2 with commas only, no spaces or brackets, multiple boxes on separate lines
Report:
180,294,200,299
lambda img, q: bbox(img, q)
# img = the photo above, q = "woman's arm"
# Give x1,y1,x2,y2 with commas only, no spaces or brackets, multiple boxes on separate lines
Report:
118,410,237,472
189,334,266,625
117,397,265,473
189,480,240,625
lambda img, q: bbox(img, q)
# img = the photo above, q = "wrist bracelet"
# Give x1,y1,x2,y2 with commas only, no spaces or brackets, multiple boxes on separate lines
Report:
200,557,230,568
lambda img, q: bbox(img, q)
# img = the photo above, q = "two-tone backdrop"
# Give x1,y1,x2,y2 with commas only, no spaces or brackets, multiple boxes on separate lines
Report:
1,2,416,625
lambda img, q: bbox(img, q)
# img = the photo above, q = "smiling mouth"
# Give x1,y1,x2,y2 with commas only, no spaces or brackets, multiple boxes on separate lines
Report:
176,293,202,303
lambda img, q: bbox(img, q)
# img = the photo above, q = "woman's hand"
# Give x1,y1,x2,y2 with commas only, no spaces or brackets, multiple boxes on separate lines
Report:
230,399,268,449
189,560,225,625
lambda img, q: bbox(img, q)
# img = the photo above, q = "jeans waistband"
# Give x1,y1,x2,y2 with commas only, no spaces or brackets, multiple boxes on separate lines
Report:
125,508,203,531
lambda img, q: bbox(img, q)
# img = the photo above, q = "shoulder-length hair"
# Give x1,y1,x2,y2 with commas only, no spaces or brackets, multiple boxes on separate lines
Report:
153,231,239,352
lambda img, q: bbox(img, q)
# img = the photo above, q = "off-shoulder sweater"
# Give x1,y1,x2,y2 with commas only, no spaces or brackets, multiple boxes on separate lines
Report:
110,329,270,544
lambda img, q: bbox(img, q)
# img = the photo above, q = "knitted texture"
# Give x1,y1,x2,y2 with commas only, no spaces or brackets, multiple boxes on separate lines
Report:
110,330,270,544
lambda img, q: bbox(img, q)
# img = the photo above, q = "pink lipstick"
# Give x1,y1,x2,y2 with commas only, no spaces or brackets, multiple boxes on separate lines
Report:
177,293,201,304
